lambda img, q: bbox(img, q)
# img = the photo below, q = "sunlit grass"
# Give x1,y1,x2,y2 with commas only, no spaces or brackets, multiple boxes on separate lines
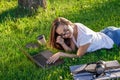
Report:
0,0,120,80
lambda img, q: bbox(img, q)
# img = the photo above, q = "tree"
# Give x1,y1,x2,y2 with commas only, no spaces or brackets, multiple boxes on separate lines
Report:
18,0,46,10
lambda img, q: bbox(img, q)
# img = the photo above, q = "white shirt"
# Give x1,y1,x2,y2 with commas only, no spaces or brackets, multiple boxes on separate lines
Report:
72,23,114,52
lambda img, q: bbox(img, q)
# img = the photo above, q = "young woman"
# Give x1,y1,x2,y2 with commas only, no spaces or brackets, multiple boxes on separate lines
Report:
46,17,120,64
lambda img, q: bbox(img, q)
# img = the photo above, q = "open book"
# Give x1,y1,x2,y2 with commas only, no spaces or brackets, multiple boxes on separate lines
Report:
70,60,120,80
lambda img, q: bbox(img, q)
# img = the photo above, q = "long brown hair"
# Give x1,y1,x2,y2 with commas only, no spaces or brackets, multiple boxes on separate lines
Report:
49,17,74,50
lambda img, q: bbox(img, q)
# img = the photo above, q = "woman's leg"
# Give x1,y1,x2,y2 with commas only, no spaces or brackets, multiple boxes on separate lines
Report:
101,26,120,47
114,29,120,46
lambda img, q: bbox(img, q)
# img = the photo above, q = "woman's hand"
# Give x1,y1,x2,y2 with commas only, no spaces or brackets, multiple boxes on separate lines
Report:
56,36,64,45
46,52,62,64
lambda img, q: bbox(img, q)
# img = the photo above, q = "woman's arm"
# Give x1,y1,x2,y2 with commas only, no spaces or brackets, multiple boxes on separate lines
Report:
46,52,78,64
60,39,76,52
46,43,90,64
76,43,90,57
56,36,74,52
61,43,73,52
61,38,76,52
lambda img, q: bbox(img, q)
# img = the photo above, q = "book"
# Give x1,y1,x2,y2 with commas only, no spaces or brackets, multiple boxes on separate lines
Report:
70,60,120,80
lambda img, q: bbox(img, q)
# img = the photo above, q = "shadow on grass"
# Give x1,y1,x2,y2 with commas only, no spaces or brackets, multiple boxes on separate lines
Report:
62,0,120,30
0,6,37,23
94,46,120,61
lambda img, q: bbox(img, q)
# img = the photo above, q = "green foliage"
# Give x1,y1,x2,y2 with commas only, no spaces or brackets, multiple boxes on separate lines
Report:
0,0,120,80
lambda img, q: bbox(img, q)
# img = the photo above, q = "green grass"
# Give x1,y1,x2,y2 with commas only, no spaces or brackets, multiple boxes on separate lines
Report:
0,0,120,80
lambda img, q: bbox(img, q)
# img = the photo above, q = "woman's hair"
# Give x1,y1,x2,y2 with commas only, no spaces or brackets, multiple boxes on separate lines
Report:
49,17,74,50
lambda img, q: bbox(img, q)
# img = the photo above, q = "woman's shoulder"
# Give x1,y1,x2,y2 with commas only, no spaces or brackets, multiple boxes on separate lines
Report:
74,23,84,26
74,23,87,28
74,23,88,30
74,23,94,33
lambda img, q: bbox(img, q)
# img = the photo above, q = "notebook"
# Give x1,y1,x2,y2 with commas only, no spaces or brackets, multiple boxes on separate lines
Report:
70,60,120,80
19,48,64,68
70,60,120,74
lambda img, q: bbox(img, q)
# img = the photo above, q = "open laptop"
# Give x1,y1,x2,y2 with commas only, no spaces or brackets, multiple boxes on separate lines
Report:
19,48,64,68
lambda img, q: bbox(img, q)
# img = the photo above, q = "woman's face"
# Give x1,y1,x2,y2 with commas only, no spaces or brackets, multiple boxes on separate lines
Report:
56,24,74,38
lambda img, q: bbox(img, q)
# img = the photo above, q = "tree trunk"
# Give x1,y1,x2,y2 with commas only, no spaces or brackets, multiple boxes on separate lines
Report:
18,0,46,10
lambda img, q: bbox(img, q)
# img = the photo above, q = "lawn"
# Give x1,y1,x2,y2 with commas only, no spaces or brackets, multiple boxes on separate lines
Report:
0,0,120,80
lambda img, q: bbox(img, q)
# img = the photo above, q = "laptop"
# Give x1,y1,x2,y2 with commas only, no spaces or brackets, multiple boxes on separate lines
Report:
19,48,64,68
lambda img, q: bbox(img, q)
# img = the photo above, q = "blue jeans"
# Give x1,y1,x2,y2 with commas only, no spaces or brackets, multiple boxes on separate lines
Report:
101,26,120,47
